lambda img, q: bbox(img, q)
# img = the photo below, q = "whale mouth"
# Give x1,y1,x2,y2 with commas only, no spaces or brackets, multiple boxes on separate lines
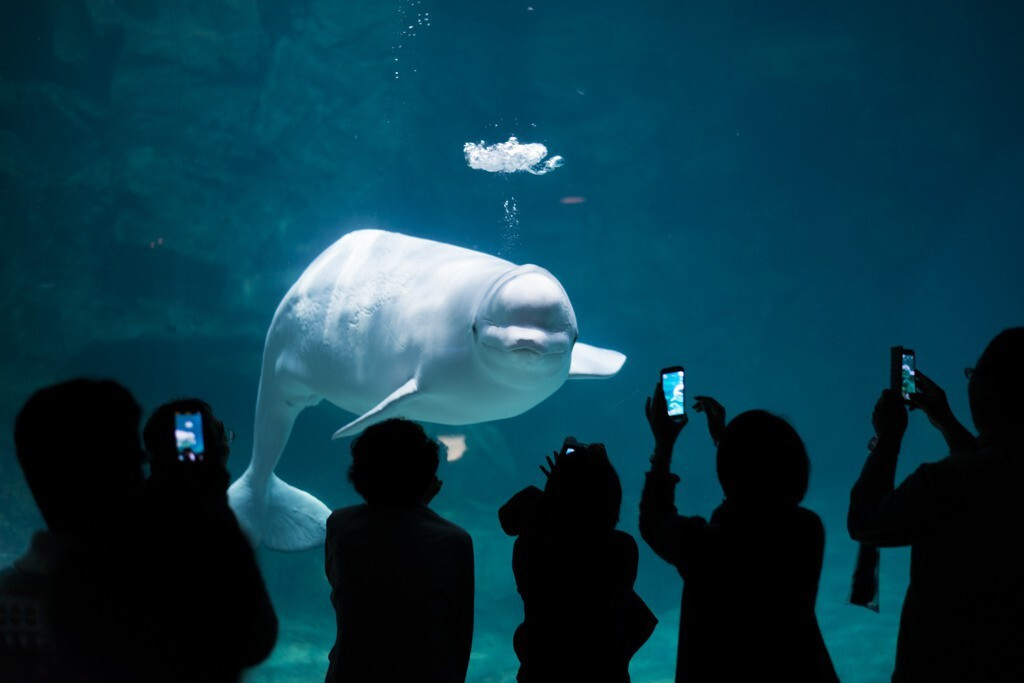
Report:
480,324,572,356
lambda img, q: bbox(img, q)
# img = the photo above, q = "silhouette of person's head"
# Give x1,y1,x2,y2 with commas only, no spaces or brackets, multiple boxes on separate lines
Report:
14,378,145,535
716,410,809,509
968,327,1024,441
142,398,232,477
544,443,622,533
348,418,440,506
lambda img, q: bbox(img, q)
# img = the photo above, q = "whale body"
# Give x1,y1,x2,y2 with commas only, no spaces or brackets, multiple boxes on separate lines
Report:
228,229,626,550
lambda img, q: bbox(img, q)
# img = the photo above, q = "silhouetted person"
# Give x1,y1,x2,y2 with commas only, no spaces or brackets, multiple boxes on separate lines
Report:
849,328,1024,682
641,388,839,682
0,379,145,682
325,418,474,683
849,366,978,611
51,398,278,682
499,438,656,683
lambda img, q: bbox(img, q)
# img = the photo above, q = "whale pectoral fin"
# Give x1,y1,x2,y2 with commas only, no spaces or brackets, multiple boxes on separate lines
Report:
568,342,627,379
332,377,420,439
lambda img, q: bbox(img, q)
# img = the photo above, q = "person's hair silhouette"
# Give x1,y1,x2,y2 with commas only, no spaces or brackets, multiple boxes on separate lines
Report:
347,416,441,505
967,327,1024,439
325,418,473,683
541,441,622,532
641,389,838,682
500,438,657,683
850,327,1024,682
14,378,145,532
716,409,810,509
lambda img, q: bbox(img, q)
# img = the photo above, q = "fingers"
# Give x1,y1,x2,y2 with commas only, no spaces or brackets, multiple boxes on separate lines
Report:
913,368,936,388
694,395,720,408
540,452,559,479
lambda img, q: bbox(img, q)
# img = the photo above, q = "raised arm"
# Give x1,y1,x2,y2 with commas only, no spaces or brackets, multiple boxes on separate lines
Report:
639,384,709,571
910,369,977,453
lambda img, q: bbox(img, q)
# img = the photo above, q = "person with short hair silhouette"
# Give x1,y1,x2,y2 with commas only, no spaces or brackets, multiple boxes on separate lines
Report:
641,388,839,682
499,438,657,683
0,378,145,682
849,328,1024,682
324,418,474,683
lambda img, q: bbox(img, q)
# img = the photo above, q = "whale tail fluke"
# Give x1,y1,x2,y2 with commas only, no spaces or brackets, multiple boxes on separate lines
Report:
228,468,330,551
263,474,330,551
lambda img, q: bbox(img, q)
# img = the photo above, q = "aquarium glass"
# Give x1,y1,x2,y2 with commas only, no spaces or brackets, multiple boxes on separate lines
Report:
2,1,1023,681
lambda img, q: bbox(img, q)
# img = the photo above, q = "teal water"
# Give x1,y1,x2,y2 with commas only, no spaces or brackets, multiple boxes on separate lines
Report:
2,1,1023,680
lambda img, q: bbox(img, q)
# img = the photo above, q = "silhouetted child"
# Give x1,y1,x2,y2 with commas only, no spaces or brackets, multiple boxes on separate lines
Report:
641,389,838,682
500,438,657,683
0,379,145,682
849,328,1024,682
325,418,474,683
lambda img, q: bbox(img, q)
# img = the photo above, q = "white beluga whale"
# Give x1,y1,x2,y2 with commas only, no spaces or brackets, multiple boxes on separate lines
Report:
228,229,626,550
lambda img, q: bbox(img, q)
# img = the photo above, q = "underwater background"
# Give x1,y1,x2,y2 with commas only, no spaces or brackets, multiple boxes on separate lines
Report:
2,1,1023,680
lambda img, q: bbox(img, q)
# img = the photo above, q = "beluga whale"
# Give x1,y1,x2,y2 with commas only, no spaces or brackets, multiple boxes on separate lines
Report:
228,229,626,550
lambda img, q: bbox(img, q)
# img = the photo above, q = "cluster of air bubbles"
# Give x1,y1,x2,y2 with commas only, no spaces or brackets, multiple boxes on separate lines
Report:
393,0,430,79
499,197,520,258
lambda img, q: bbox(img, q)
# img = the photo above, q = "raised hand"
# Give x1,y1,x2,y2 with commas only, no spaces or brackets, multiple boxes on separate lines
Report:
646,383,688,458
540,451,560,479
909,369,952,418
909,368,976,452
693,395,726,446
540,437,578,479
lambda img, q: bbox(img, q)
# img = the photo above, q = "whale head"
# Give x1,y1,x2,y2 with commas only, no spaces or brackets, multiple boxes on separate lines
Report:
473,266,578,386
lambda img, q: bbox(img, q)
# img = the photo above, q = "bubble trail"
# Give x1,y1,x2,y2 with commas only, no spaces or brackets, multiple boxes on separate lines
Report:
499,196,520,258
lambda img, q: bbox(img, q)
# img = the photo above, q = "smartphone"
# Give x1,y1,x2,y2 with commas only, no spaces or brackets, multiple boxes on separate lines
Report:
561,436,580,456
660,366,686,421
890,347,916,403
174,411,206,463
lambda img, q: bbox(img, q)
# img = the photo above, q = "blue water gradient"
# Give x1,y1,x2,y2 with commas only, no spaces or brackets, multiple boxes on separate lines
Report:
1,1,1023,680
